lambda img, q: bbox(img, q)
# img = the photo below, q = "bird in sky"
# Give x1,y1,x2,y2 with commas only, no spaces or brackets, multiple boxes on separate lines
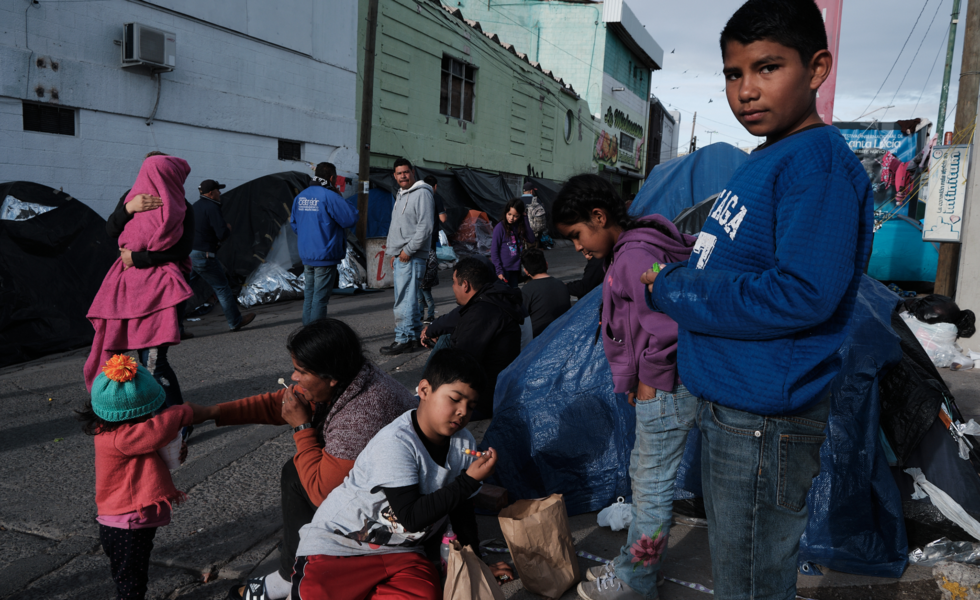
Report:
670,49,675,53
708,99,713,103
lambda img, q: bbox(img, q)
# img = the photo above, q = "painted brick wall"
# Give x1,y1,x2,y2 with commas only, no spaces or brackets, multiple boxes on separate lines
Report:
603,32,651,99
0,0,356,217
456,0,607,116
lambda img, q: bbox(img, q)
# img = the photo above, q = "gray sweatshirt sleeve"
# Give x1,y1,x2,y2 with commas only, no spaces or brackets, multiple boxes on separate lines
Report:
403,189,434,257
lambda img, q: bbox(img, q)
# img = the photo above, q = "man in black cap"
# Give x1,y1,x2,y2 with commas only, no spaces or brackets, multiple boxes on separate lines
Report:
190,179,255,332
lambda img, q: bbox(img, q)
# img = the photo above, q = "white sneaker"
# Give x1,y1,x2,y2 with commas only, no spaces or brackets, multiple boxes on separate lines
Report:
586,562,615,581
577,573,644,600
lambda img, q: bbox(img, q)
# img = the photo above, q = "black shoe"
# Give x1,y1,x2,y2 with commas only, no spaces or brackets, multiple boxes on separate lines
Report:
232,313,256,332
380,341,413,356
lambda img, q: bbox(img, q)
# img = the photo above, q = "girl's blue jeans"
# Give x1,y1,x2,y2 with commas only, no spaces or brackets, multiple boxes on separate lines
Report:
612,385,697,597
697,394,829,600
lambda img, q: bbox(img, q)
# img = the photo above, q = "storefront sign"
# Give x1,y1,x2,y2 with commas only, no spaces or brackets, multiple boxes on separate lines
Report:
923,144,971,242
838,126,920,162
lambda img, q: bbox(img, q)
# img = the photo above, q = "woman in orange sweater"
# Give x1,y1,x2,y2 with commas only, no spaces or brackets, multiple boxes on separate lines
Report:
187,318,416,600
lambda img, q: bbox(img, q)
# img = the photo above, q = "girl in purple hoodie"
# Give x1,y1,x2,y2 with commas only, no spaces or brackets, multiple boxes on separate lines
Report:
490,198,535,288
554,174,695,600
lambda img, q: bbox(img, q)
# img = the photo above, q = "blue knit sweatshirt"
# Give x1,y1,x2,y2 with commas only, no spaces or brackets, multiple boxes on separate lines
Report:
290,185,358,267
646,126,874,415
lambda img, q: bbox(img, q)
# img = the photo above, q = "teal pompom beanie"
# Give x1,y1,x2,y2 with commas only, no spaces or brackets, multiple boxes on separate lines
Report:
91,362,166,422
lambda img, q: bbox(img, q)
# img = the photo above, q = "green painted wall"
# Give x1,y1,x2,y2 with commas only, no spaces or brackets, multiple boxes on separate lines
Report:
356,0,595,181
604,33,650,100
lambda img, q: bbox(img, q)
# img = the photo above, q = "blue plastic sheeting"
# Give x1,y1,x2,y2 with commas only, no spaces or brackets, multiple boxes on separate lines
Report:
630,143,749,221
346,188,395,238
479,286,637,516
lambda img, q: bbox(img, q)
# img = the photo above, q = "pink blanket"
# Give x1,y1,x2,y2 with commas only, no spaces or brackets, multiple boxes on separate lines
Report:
84,156,195,390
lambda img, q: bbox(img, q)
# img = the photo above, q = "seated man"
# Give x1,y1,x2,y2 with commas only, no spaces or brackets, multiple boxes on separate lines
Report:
566,250,604,300
421,258,525,417
520,248,571,338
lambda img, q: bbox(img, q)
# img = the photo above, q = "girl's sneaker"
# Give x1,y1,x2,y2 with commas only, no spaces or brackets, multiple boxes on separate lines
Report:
577,573,643,600
586,562,615,581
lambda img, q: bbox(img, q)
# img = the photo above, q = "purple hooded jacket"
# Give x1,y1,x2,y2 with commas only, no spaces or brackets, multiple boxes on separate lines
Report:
490,216,535,275
602,216,696,394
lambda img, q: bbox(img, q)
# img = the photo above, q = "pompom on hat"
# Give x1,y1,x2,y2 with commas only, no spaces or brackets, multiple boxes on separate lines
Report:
91,354,166,422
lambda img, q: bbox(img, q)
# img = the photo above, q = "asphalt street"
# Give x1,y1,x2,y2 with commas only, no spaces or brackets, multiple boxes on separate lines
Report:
1,244,975,599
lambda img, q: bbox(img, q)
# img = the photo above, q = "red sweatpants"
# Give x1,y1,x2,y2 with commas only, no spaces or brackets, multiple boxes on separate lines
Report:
292,552,440,600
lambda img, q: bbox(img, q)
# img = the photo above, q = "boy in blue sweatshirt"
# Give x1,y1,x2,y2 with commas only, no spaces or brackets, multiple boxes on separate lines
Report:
641,2,873,599
290,162,358,325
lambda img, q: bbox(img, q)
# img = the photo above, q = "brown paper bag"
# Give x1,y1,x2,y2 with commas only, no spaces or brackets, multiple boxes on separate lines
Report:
498,494,581,599
443,541,506,600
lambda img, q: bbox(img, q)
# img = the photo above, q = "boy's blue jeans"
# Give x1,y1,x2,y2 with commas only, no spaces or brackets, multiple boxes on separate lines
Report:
392,256,426,343
697,394,829,600
612,385,697,597
303,265,338,326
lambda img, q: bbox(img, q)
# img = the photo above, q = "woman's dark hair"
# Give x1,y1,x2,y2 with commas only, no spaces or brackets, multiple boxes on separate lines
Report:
287,319,367,444
287,319,365,390
720,0,828,65
553,173,671,237
500,197,530,245
76,402,144,436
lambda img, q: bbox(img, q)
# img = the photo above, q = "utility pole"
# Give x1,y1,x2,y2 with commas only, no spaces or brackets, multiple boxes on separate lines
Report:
936,0,961,141
935,0,979,297
356,0,379,248
706,130,718,145
688,111,697,154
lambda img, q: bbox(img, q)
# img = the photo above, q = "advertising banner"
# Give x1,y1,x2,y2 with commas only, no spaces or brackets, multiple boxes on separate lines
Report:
923,145,972,242
835,122,923,162
814,0,843,125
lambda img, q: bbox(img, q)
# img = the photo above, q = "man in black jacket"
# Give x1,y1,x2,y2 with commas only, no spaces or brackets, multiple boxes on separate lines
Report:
190,179,255,332
421,257,525,418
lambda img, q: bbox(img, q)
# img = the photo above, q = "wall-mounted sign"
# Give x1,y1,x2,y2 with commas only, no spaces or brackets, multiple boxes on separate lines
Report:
604,107,644,138
923,144,971,243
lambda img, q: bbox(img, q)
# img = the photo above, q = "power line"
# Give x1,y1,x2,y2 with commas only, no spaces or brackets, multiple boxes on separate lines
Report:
858,0,932,119
884,0,946,119
912,22,951,116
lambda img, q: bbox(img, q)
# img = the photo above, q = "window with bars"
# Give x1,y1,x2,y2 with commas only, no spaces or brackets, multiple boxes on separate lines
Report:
620,133,635,154
278,139,302,161
23,102,75,136
440,56,475,122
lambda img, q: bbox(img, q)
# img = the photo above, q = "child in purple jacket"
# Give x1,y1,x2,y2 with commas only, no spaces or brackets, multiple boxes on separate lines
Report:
554,174,695,600
490,198,535,288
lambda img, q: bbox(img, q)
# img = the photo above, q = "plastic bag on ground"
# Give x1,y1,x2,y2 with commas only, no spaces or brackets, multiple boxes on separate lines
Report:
909,537,980,567
237,262,304,308
902,313,966,368
597,497,633,531
906,467,980,540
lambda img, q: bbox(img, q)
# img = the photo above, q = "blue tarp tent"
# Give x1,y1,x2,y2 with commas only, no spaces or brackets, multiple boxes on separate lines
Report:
630,142,749,220
346,188,395,238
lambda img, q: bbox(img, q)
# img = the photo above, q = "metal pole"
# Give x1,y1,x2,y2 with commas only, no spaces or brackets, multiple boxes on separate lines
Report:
688,111,697,153
356,0,380,248
936,0,979,297
936,0,962,140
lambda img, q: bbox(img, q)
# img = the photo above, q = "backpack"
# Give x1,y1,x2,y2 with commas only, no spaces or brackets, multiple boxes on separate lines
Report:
527,198,547,234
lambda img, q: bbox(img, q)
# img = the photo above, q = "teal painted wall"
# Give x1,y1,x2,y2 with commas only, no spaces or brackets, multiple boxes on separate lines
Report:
455,0,607,116
604,33,650,99
357,0,595,180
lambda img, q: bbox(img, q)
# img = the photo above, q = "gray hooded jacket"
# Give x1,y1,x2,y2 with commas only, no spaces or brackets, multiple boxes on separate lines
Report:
385,180,434,260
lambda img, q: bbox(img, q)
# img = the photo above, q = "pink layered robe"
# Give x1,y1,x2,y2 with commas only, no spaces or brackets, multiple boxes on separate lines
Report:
84,156,195,390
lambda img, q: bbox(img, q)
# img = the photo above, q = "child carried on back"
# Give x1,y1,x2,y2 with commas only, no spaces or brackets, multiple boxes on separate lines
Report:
291,349,512,599
78,354,196,600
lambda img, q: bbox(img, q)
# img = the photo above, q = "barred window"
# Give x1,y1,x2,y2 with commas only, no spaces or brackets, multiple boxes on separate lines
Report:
440,56,475,122
620,133,635,154
278,139,302,161
23,102,75,136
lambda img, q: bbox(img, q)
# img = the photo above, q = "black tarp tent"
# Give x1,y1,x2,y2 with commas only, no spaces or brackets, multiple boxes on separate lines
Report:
0,182,117,367
216,171,311,281
415,167,478,238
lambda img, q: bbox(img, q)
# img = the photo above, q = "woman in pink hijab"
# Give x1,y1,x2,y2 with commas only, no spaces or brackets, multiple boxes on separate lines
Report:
84,155,195,406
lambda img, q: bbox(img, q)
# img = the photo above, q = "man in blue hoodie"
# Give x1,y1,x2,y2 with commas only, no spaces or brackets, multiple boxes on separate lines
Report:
641,2,874,599
290,162,358,325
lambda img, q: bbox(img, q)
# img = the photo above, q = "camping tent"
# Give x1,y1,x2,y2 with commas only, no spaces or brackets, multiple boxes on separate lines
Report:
630,142,749,220
0,182,118,367
867,215,939,286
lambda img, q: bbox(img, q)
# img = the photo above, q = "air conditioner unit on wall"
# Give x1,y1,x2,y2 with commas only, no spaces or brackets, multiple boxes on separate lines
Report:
121,23,176,71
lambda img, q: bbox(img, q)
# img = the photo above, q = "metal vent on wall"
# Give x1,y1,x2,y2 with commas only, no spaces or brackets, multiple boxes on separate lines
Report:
23,102,75,136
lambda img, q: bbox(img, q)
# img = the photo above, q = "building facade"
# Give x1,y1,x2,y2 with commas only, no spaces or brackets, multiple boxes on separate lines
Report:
357,0,595,186
453,0,664,195
0,0,357,217
645,96,678,174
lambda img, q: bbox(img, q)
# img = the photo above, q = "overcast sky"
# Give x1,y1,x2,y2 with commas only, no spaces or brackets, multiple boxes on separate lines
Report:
632,0,968,150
